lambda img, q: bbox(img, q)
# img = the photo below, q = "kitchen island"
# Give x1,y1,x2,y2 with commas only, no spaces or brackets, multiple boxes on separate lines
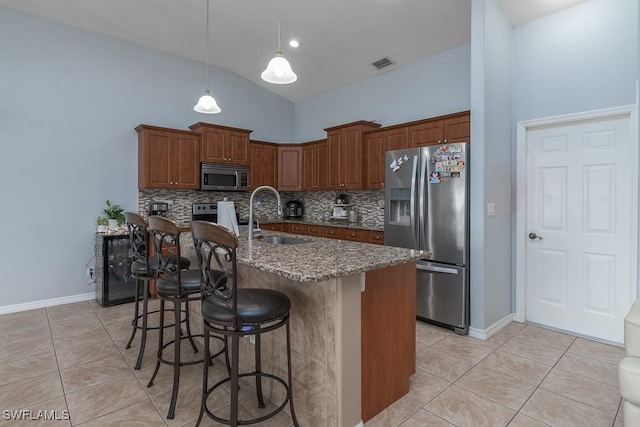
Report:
182,230,421,426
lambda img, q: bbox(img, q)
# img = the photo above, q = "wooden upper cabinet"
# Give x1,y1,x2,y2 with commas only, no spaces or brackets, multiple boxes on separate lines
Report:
249,140,278,188
188,122,252,165
302,139,328,191
407,111,470,147
408,120,443,147
325,121,381,190
136,125,200,189
364,127,408,189
443,113,470,143
278,145,303,191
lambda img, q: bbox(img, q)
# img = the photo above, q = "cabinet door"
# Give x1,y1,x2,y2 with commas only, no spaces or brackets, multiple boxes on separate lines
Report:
386,127,408,152
366,231,384,245
342,127,363,189
364,131,385,190
290,223,307,234
143,129,173,188
261,223,283,231
327,132,343,189
229,131,249,164
408,120,443,147
343,229,365,242
443,113,470,143
173,133,200,189
323,227,344,239
201,127,227,163
316,140,329,190
307,225,324,236
249,141,278,188
302,144,316,190
278,145,302,191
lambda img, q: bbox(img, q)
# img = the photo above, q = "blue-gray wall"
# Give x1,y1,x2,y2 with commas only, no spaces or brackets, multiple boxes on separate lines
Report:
512,0,638,123
294,44,471,141
0,6,294,307
469,0,513,330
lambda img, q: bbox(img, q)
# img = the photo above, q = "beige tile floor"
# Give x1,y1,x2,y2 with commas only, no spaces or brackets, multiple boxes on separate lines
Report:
0,299,626,427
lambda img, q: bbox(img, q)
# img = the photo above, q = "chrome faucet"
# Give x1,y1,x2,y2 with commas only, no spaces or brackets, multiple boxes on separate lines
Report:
248,185,282,242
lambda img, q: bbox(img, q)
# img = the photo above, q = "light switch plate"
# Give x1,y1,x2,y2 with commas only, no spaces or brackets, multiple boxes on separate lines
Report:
487,203,496,216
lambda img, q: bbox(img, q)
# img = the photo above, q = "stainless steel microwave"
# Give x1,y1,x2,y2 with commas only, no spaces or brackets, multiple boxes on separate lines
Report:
200,163,249,191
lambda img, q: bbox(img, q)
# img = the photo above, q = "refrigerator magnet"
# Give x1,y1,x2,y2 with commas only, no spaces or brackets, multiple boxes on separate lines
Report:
435,162,443,172
451,172,461,178
456,160,465,169
429,172,441,183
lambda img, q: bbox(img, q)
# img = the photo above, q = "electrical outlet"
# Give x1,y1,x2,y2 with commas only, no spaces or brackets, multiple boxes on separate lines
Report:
86,266,94,279
249,335,255,345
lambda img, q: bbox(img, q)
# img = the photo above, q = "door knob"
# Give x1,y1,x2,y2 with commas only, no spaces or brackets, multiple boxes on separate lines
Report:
528,232,543,240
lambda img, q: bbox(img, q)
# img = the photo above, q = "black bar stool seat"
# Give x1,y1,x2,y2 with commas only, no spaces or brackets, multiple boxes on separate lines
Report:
201,288,290,324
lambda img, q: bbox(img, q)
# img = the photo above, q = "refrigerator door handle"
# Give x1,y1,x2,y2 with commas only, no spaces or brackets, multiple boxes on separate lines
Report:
416,264,459,274
410,155,419,250
418,150,426,251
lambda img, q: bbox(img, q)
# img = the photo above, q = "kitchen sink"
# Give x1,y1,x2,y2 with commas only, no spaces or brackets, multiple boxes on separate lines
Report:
262,236,310,245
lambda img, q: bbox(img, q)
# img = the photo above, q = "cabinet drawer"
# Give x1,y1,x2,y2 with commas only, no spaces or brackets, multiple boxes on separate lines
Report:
261,223,283,232
290,224,307,234
343,229,366,242
366,231,384,245
306,225,324,236
323,227,344,239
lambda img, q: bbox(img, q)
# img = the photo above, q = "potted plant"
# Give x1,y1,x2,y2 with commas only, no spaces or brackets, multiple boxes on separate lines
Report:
103,200,125,230
96,217,109,233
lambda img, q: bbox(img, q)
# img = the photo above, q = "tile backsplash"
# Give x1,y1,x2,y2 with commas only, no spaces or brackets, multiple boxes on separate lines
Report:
138,189,384,227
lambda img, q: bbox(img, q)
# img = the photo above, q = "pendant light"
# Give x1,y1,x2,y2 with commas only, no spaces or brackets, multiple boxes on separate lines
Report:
194,0,221,114
261,0,297,84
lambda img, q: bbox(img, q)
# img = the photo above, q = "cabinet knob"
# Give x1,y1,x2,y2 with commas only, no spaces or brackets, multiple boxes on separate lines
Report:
444,139,448,143
298,186,301,189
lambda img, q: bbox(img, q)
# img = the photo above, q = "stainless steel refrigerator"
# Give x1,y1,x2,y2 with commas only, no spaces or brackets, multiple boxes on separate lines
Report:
384,143,470,334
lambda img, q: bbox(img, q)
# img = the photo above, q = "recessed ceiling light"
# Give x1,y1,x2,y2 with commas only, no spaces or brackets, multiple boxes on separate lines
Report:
288,39,300,48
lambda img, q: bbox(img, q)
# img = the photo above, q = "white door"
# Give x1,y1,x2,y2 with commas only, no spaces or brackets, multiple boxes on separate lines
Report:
525,113,636,343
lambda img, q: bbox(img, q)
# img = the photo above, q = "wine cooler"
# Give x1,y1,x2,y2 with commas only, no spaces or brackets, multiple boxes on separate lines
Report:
95,233,138,306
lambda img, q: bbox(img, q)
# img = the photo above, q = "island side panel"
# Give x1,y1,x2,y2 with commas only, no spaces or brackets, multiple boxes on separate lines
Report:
361,261,417,422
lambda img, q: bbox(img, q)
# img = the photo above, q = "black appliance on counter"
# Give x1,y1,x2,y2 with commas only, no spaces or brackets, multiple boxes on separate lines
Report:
95,233,139,307
284,200,304,218
149,201,169,216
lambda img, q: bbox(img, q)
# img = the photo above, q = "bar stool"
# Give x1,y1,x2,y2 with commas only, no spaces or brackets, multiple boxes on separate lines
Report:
191,220,299,427
123,212,190,370
146,215,225,419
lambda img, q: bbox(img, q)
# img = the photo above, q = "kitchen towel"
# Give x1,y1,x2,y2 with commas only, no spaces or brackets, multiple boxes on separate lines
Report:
217,200,239,235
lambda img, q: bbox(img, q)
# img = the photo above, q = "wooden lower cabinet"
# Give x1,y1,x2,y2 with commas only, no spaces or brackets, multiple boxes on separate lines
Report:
260,222,384,244
366,231,384,245
323,227,344,239
343,229,365,242
261,223,283,232
362,261,416,421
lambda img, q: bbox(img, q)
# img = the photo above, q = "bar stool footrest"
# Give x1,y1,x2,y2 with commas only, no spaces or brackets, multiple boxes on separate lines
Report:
203,372,292,425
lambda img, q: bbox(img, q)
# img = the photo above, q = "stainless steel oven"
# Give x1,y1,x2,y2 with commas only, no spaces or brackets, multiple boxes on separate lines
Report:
200,163,249,191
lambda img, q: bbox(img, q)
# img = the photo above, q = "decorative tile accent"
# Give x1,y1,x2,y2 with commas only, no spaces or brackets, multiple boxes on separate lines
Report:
139,188,385,228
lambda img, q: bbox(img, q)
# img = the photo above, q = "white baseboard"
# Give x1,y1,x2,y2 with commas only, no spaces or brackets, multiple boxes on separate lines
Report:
469,313,515,340
0,292,96,315
354,421,364,427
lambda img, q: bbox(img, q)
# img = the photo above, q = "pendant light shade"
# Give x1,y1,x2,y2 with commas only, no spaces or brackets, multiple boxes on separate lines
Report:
261,0,297,85
194,89,221,114
261,52,297,84
194,0,221,114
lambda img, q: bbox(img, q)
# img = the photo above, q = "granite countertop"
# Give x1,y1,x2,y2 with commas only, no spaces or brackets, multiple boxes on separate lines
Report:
180,230,423,283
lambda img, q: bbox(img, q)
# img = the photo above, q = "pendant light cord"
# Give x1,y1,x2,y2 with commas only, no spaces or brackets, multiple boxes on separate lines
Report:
276,0,282,54
205,0,210,91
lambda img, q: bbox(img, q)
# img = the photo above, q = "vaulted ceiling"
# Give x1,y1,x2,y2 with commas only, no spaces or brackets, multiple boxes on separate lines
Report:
0,0,589,102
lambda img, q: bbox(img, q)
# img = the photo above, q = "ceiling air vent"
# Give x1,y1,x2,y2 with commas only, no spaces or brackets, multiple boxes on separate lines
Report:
371,57,395,70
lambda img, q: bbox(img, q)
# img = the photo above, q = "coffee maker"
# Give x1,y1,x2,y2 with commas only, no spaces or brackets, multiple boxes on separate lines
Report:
149,201,169,216
284,200,304,218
